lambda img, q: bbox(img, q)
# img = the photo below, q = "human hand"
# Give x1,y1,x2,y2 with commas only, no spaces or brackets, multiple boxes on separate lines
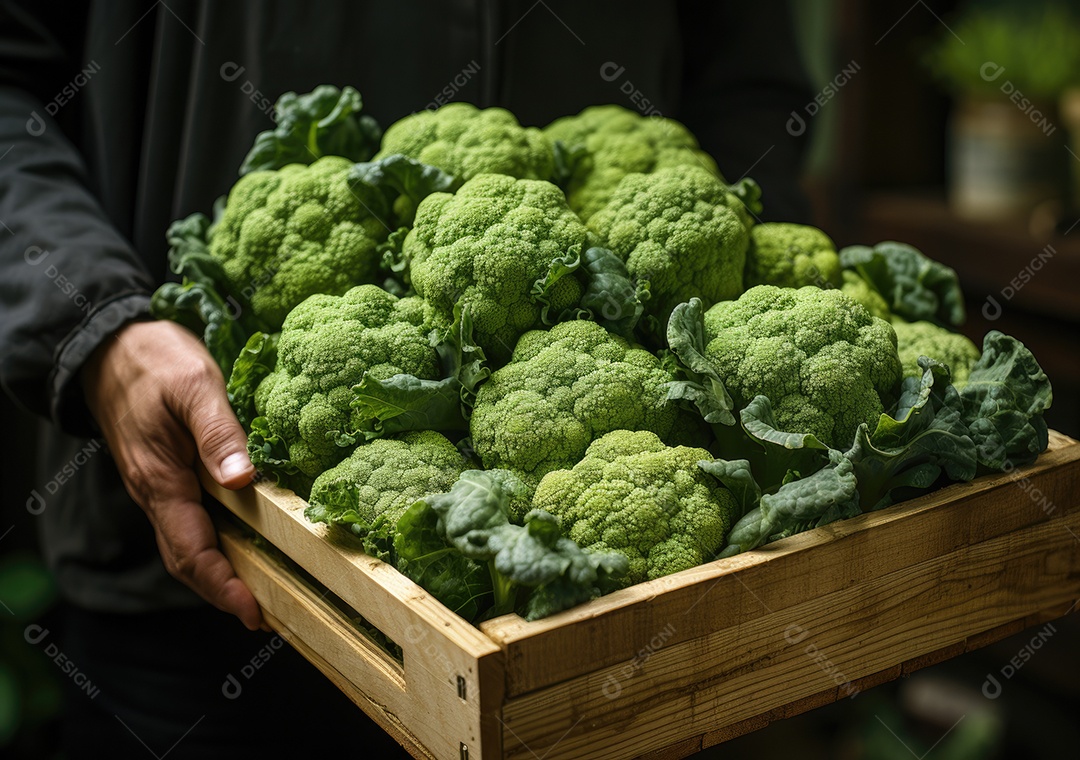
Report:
81,319,263,630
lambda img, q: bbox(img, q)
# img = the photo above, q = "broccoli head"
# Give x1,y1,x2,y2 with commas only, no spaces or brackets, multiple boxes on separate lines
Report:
470,319,686,479
544,105,719,221
376,103,554,181
210,155,389,328
587,165,751,325
532,430,737,585
702,285,902,448
305,430,468,535
252,285,439,480
840,270,891,320
404,173,587,364
891,318,981,385
744,223,842,290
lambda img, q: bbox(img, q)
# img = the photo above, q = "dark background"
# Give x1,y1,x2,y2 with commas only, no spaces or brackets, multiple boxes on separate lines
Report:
2,0,1078,757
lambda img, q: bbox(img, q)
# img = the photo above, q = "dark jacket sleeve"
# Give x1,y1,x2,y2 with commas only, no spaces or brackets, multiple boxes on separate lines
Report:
0,3,155,436
677,0,815,223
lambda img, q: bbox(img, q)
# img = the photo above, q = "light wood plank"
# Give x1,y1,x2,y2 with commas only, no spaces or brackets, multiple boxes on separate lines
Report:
219,526,434,758
496,509,1080,759
205,434,1080,759
481,433,1080,696
203,473,505,759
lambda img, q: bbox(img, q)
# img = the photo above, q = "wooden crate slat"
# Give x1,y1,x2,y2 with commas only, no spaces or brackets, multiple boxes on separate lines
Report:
218,526,436,758
495,508,1080,759
479,433,1080,697
203,473,505,760
203,433,1080,759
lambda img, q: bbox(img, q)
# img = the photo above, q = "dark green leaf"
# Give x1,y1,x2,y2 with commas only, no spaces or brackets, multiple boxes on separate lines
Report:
150,281,248,377
845,357,977,510
349,154,459,226
227,332,278,429
394,501,492,620
697,458,761,518
408,470,628,620
577,246,647,337
718,450,859,556
661,298,736,426
247,416,313,497
350,374,468,441
239,85,381,175
839,241,965,326
348,304,489,439
532,245,584,325
957,330,1053,470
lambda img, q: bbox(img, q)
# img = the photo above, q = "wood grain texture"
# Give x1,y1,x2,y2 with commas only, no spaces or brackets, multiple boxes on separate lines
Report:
204,475,504,760
204,433,1080,760
480,431,1080,697
496,510,1080,759
219,526,434,758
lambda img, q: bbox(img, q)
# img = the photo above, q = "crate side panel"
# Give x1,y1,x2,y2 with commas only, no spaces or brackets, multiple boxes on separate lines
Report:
481,439,1080,696
497,509,1080,760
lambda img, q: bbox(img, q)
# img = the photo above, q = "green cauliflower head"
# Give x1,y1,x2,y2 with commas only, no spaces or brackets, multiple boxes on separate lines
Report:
307,430,468,532
210,155,389,328
891,318,981,385
470,319,684,479
702,285,902,448
376,102,554,181
405,173,587,365
587,165,751,324
744,223,842,290
544,105,720,221
840,270,891,321
532,430,737,586
253,285,439,478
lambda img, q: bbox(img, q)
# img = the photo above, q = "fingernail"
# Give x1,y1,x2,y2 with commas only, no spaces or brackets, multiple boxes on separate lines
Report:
221,452,253,482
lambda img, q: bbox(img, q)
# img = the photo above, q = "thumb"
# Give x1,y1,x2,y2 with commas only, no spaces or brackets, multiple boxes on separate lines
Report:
174,368,256,490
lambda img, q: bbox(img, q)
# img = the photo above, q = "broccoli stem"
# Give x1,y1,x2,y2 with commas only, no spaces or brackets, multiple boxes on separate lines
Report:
488,562,518,617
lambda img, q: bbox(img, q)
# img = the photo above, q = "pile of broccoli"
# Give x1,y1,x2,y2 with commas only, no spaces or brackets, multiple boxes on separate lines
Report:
151,85,1054,624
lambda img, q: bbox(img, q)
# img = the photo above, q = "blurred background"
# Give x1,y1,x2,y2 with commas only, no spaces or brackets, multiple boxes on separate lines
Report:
1,0,1078,756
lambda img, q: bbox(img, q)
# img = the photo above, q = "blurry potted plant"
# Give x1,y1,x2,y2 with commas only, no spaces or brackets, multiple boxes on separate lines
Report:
924,4,1080,221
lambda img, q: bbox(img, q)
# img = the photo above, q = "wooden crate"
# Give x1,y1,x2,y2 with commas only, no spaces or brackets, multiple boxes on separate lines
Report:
202,431,1080,760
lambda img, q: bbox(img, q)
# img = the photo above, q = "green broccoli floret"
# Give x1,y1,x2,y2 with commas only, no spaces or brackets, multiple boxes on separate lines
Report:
587,166,751,325
305,430,468,536
404,173,587,365
470,320,684,479
840,270,891,320
702,285,902,448
210,155,388,328
891,318,981,384
532,430,737,586
251,285,439,483
544,105,720,222
744,223,842,290
376,103,554,181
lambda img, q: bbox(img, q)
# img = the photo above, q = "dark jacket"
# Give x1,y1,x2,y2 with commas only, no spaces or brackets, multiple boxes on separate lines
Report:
0,0,812,612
